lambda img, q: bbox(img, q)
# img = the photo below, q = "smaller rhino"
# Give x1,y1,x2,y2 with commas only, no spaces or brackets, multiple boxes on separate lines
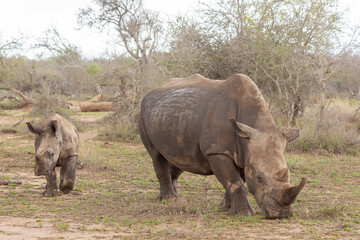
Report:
27,114,79,197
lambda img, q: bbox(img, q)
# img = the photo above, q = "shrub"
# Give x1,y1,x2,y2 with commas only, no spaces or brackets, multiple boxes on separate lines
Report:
0,100,18,110
98,120,140,142
286,98,360,155
29,93,69,119
98,102,140,142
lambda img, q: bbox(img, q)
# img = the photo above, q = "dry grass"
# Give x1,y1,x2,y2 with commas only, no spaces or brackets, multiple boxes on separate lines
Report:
287,98,360,155
0,104,360,239
1,136,360,239
98,106,141,142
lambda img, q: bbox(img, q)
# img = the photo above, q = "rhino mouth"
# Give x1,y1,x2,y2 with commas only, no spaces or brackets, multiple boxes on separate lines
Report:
34,162,57,176
262,207,292,219
260,198,292,219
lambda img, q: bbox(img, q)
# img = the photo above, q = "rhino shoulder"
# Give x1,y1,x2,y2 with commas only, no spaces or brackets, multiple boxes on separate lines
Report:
225,74,261,91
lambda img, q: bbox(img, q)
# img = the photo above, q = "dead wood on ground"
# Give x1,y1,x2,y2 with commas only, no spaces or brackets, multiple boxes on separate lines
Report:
0,88,34,108
79,101,113,112
0,118,25,134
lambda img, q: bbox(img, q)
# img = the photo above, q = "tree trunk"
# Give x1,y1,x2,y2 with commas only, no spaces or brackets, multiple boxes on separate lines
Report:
291,96,302,126
319,67,330,122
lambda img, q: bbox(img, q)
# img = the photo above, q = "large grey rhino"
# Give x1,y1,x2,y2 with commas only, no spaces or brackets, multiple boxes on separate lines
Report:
139,74,306,218
27,114,79,197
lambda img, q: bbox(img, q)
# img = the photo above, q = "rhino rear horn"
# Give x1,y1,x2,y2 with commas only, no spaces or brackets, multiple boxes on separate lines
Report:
26,122,42,135
229,119,259,139
281,177,306,205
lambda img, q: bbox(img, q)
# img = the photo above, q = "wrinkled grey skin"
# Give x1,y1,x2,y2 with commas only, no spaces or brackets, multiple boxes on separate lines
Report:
139,74,306,219
27,114,79,197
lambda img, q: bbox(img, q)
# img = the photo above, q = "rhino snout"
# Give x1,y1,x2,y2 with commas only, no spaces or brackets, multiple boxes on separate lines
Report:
34,165,52,176
260,196,293,219
263,207,293,219
34,159,54,176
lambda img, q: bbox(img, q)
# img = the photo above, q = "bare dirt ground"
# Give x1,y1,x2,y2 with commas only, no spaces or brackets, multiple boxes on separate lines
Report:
0,107,359,239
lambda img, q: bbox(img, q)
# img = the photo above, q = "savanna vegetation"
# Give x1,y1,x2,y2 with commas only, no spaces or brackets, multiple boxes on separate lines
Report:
1,0,359,153
1,0,360,239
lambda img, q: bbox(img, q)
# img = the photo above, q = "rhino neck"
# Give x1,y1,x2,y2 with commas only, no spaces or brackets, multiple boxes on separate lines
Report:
236,90,276,131
230,74,278,170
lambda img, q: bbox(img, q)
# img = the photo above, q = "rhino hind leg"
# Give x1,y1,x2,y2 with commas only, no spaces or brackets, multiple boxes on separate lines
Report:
169,164,183,194
139,120,177,201
43,169,58,197
152,152,177,201
207,155,253,216
59,156,77,194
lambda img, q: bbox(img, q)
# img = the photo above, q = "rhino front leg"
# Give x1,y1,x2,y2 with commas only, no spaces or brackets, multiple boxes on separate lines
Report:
59,155,77,194
219,192,231,211
208,155,253,216
43,169,58,197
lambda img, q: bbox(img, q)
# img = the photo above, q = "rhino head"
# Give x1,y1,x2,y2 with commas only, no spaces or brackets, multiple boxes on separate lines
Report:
230,119,305,219
27,120,62,176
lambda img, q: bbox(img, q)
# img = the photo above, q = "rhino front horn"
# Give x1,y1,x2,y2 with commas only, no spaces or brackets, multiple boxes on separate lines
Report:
282,177,306,205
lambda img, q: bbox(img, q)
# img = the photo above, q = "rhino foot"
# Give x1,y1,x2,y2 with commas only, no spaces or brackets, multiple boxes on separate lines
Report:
228,207,254,216
43,189,58,197
60,186,73,194
228,201,254,216
225,193,254,216
158,191,177,202
218,194,231,211
59,174,75,194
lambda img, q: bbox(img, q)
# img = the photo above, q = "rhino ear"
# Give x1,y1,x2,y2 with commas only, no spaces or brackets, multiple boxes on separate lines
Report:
229,119,258,139
26,122,42,135
49,120,58,134
281,128,300,142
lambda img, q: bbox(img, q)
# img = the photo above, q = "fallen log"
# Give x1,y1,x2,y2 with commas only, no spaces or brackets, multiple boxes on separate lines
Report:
0,118,25,134
0,87,33,108
79,101,114,112
0,180,23,185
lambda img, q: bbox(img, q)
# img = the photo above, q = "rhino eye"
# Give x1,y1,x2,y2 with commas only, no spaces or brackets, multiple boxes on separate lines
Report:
256,174,263,183
46,151,55,157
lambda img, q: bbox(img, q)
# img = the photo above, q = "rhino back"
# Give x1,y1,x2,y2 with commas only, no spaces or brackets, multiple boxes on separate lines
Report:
141,83,221,172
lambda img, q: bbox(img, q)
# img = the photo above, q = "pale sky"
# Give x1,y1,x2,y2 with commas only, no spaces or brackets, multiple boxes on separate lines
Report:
0,0,358,59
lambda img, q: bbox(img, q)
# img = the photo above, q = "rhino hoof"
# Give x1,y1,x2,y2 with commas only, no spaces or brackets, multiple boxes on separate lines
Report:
218,196,231,211
228,209,253,217
228,205,254,216
60,187,72,194
43,189,58,197
158,192,177,202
